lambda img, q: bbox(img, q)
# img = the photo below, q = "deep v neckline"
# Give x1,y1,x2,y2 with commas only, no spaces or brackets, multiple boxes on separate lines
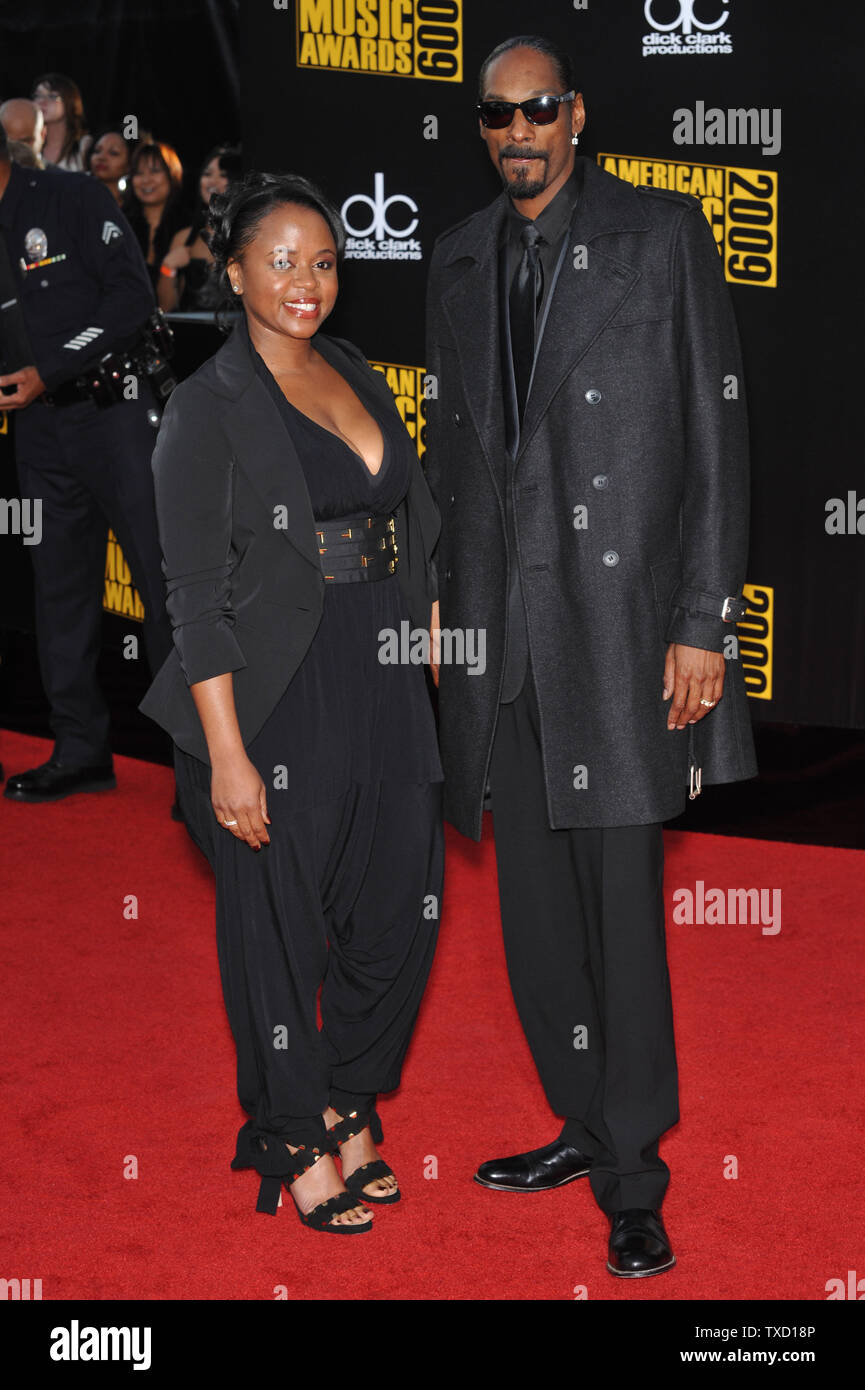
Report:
282,394,388,480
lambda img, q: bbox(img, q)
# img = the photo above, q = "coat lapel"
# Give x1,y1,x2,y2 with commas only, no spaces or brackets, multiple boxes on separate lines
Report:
208,320,321,573
440,196,510,502
516,159,652,461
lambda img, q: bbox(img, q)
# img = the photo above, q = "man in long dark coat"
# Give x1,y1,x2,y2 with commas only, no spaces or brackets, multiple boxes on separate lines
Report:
424,34,757,1278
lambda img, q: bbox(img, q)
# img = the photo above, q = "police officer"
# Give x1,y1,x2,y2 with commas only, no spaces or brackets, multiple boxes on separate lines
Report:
0,122,174,802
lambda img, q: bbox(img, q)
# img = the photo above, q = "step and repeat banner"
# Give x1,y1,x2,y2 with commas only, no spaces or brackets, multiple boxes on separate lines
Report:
1,2,862,731
239,0,864,730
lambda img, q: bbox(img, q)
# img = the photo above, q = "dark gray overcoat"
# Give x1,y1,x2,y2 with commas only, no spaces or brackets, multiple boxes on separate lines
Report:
424,155,758,840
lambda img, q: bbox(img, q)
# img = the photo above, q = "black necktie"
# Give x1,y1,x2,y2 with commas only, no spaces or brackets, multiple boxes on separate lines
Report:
509,221,544,426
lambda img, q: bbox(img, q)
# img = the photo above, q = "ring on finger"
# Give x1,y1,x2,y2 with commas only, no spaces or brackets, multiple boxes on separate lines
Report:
222,819,238,827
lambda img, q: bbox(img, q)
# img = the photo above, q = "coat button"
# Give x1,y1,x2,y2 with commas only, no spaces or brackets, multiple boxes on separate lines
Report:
449,493,455,505
585,388,602,404
592,474,609,489
602,549,619,566
445,568,453,581
452,411,462,426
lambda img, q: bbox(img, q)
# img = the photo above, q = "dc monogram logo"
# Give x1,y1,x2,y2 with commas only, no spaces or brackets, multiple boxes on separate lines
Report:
644,0,729,33
101,220,122,244
341,173,419,241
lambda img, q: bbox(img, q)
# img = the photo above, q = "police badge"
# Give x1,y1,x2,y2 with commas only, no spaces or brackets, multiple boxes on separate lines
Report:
24,228,48,261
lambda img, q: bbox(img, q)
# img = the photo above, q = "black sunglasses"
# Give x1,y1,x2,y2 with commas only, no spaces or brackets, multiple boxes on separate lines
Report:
477,91,575,130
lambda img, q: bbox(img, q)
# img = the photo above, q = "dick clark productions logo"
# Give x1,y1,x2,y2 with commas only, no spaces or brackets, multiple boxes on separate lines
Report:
341,173,422,262
643,0,734,55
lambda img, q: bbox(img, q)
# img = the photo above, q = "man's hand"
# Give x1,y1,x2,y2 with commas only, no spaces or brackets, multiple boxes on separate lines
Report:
0,365,47,409
429,599,440,687
663,642,725,730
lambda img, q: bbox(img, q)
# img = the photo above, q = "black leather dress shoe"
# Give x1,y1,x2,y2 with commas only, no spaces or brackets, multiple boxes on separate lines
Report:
3,759,116,803
474,1139,592,1192
607,1208,676,1277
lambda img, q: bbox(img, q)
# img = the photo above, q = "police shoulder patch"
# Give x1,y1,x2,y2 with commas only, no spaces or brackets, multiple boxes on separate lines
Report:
634,184,701,211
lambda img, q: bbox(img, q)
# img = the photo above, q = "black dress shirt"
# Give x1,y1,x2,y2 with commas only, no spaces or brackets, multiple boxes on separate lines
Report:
503,161,582,335
499,161,582,703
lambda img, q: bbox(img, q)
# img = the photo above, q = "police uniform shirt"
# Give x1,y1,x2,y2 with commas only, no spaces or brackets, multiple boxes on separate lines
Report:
0,160,154,390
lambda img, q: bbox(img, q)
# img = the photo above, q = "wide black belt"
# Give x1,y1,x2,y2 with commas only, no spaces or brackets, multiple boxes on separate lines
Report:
315,513,397,583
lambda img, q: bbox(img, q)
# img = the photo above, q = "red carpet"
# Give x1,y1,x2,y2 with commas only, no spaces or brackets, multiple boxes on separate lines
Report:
1,728,862,1301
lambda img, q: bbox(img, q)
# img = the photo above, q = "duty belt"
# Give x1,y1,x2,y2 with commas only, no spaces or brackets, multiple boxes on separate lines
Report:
41,310,176,409
316,513,397,583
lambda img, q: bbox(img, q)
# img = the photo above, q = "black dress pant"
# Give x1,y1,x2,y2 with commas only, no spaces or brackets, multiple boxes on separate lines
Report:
14,391,173,765
488,665,679,1214
175,744,444,1153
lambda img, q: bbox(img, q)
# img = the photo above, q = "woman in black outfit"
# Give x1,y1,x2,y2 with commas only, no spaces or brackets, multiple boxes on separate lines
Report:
160,145,242,312
141,173,444,1233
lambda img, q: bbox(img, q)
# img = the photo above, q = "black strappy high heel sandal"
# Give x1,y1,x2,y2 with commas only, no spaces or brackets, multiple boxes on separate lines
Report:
327,1105,401,1206
230,1120,374,1233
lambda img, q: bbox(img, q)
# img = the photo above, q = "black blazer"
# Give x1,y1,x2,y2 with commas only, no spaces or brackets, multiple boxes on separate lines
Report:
138,313,440,765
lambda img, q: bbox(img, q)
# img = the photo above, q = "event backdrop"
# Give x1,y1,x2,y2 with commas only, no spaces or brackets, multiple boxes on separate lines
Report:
1,1,862,736
238,0,864,729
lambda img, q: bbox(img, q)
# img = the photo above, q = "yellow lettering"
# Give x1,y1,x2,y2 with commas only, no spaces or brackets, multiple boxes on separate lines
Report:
332,0,355,37
298,0,332,33
393,0,412,42
315,32,344,63
340,35,360,66
356,0,377,36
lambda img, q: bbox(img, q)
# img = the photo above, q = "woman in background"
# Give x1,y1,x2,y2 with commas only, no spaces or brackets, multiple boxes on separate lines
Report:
86,126,135,204
31,73,91,170
125,139,187,290
158,144,242,312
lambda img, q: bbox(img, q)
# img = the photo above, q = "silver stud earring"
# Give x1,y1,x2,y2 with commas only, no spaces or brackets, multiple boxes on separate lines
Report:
232,283,241,294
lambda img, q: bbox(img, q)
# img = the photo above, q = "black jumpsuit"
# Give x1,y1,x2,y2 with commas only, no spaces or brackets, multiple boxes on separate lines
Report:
173,345,445,1164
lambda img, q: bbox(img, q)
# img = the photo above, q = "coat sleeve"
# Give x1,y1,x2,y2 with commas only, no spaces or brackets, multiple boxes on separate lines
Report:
666,202,751,652
150,379,248,686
